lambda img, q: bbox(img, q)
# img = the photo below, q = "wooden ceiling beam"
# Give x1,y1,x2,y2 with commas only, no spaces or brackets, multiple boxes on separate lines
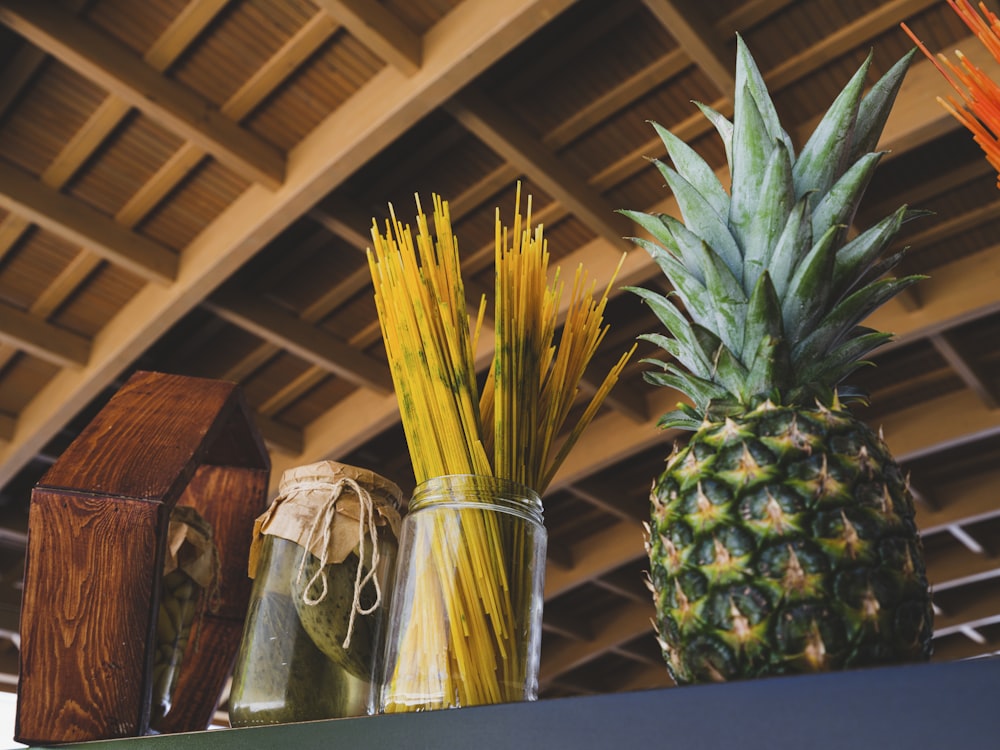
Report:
931,587,1000,633
205,286,394,394
613,661,674,692
447,88,633,252
882,386,1000,465
0,0,286,189
871,244,1000,349
930,632,1000,662
542,48,692,149
0,0,229,337
252,412,304,456
539,599,653,686
929,333,1000,410
449,164,520,218
903,201,1000,254
543,611,592,642
588,96,724,192
266,0,986,507
0,300,89,369
766,0,941,94
0,161,177,284
916,468,1000,533
716,0,796,34
0,37,45,121
309,196,376,252
544,519,646,600
593,574,647,605
640,0,734,96
881,29,1000,155
313,0,422,75
925,541,1000,590
562,483,642,523
865,160,994,221
594,15,969,197
256,368,328,419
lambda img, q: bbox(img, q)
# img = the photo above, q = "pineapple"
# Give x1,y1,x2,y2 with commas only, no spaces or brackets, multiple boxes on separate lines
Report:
624,37,934,684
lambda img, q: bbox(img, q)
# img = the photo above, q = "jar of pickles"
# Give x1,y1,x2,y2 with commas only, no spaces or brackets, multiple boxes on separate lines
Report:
150,505,219,731
228,461,402,726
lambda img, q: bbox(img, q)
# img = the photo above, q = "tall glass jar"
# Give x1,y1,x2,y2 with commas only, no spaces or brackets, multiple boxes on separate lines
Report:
379,475,546,713
228,461,402,726
150,505,219,732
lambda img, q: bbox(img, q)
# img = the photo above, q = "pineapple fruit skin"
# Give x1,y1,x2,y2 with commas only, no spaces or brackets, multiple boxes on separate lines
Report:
647,401,933,684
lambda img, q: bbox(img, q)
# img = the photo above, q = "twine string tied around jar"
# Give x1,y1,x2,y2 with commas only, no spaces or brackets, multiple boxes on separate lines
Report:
293,478,382,649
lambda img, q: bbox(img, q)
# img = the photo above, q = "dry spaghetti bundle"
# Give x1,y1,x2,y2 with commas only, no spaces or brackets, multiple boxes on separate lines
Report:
903,1,1000,183
367,189,633,710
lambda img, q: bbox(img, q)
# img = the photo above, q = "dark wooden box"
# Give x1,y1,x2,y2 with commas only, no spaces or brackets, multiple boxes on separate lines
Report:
14,371,271,745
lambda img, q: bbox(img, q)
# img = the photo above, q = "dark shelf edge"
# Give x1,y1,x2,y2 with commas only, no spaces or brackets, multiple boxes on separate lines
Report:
27,657,1000,749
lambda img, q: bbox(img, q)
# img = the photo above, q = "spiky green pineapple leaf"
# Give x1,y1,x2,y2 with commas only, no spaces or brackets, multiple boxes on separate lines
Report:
798,328,893,385
656,402,704,431
643,367,731,412
658,163,743,278
695,102,733,167
832,205,907,298
661,213,717,284
627,285,715,378
792,275,926,367
637,331,713,381
782,224,839,341
743,273,792,398
619,207,715,286
648,322,749,401
792,52,871,200
812,151,883,241
767,194,813,299
627,236,721,336
742,143,794,293
618,208,692,275
708,337,753,399
692,235,749,357
734,34,796,160
652,121,730,219
850,48,917,160
730,81,776,259
852,249,909,291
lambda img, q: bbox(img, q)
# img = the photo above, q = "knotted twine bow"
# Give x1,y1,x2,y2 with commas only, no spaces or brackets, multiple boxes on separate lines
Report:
293,478,381,649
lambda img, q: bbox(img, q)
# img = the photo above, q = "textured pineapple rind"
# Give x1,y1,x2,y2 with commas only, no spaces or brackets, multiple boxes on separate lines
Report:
646,402,933,684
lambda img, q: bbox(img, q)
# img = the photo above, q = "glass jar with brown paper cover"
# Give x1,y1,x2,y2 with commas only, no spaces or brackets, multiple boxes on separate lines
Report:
228,461,402,726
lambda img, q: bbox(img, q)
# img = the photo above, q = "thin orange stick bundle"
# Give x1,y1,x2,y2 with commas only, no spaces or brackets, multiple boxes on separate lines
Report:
903,1,1000,184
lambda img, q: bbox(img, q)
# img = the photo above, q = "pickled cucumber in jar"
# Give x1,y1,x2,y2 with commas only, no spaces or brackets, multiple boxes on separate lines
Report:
150,505,219,731
291,548,381,680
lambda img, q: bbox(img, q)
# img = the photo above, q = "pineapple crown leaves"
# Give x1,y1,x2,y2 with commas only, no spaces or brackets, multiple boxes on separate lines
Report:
622,37,923,429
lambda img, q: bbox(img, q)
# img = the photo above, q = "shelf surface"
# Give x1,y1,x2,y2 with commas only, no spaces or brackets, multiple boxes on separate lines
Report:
27,657,1000,749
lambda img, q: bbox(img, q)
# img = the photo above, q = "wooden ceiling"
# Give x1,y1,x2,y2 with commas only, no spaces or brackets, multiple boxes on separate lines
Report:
0,0,999,707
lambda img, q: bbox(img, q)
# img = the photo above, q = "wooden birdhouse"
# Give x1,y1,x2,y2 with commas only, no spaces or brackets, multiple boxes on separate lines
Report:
14,370,270,745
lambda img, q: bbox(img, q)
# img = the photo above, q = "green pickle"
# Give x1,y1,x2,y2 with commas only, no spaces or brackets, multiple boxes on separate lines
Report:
292,550,378,680
150,569,198,725
149,505,218,733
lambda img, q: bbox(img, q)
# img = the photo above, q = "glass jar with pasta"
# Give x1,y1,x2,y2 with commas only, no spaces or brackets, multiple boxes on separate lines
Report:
379,474,546,712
